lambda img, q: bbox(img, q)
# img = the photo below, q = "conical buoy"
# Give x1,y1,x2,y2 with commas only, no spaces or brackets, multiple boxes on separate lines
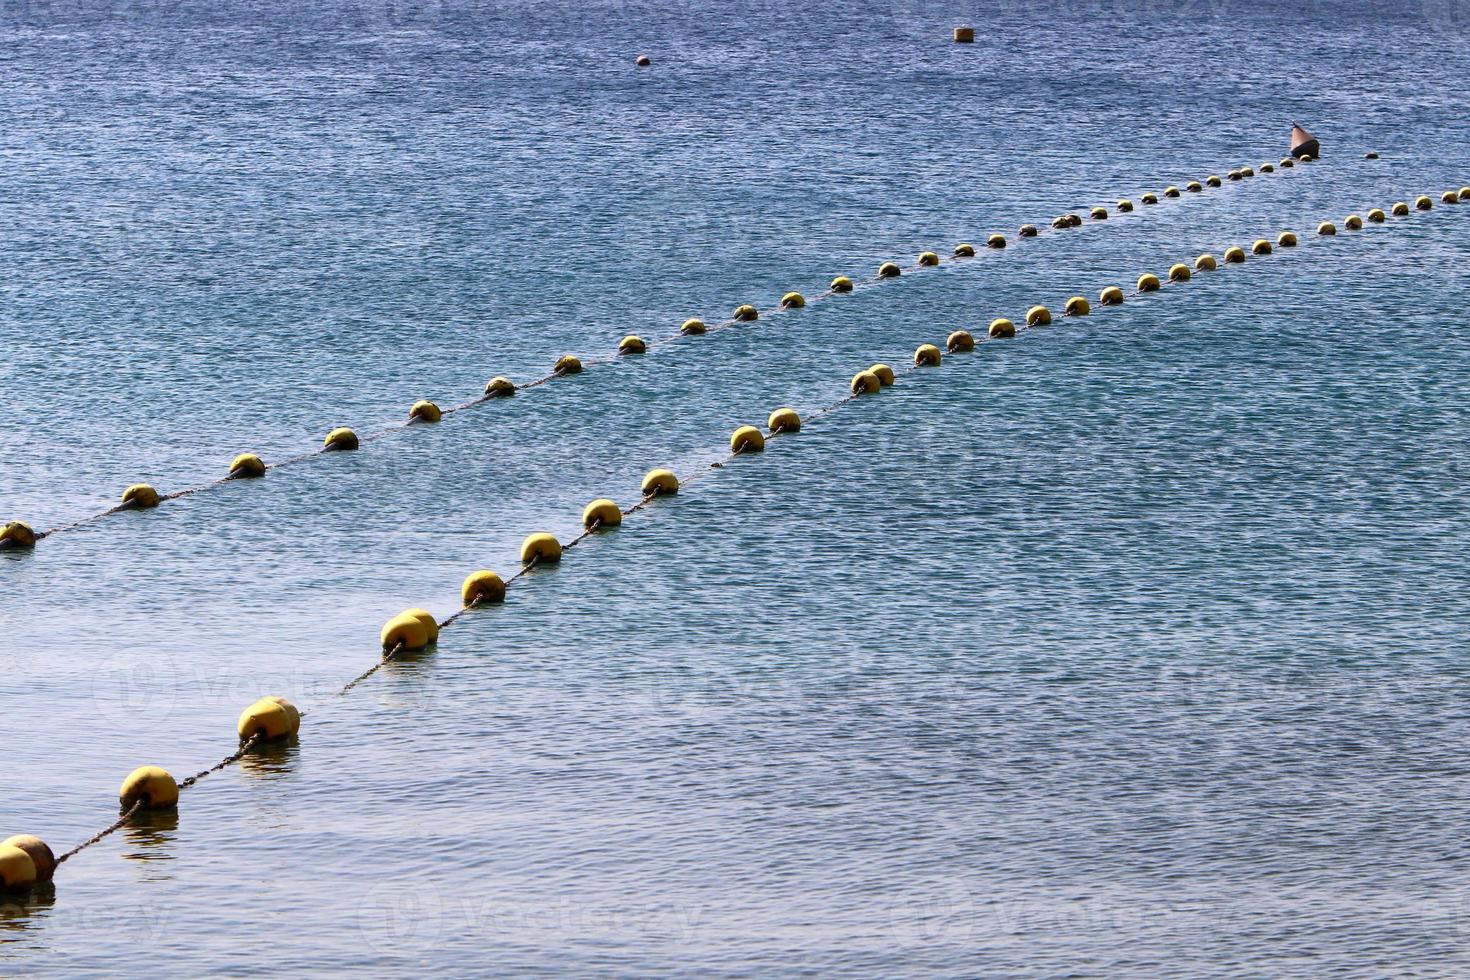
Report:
1290,123,1320,159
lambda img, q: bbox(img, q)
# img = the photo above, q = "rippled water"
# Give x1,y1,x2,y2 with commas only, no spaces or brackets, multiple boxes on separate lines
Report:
3,0,1470,975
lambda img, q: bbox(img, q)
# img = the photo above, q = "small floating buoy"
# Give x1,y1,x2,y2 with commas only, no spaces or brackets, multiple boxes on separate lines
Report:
1223,246,1246,263
1297,154,1315,163
408,400,443,422
1279,157,1295,168
635,54,651,67
1239,167,1255,178
641,468,679,496
324,427,360,450
1018,224,1038,237
0,520,36,550
1064,296,1091,317
1365,151,1379,159
947,330,975,352
1136,273,1161,292
1195,253,1217,271
830,277,854,294
1227,170,1243,181
1260,163,1275,173
1251,239,1272,255
229,452,266,478
1168,263,1191,282
1099,286,1125,306
380,610,431,651
1051,216,1071,229
1415,195,1433,211
1317,221,1338,236
1141,193,1159,204
1067,214,1083,227
582,499,622,530
781,291,806,308
520,532,563,564
237,696,300,741
986,233,1006,249
619,335,647,355
1442,191,1459,204
461,570,506,605
681,318,707,335
730,426,765,454
914,344,942,367
869,363,895,386
0,845,36,893
1344,214,1364,230
403,608,440,644
1277,231,1298,247
1117,199,1134,212
1366,209,1386,223
878,262,901,278
768,407,802,433
850,370,882,395
953,26,975,42
733,304,759,321
484,377,516,397
119,766,178,811
917,252,939,267
1459,187,1470,202
1185,181,1203,193
1026,305,1052,326
1163,186,1180,198
2,835,54,884
121,484,160,509
1391,201,1410,216
1090,206,1108,220
954,243,976,257
553,355,582,376
988,318,1015,338
1206,175,1222,187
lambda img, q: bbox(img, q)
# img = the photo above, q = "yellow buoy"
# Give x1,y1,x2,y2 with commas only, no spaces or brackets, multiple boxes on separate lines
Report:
1164,186,1180,197
553,355,583,376
1317,222,1338,236
1064,296,1091,317
918,252,939,267
229,452,266,478
642,468,679,496
878,262,902,278
947,329,976,352
121,483,160,509
0,520,36,550
408,400,443,422
237,696,301,741
324,427,360,450
1227,170,1242,181
1068,214,1083,227
1206,175,1222,187
986,233,1006,249
1018,224,1039,237
1117,199,1134,212
618,335,647,355
1240,166,1255,177
1391,201,1410,216
1251,239,1272,255
1415,195,1433,211
403,608,440,644
1277,231,1298,247
733,304,759,321
1344,214,1363,230
1297,154,1314,163
781,291,806,308
1026,305,1052,326
914,343,942,367
1366,209,1386,224
869,364,896,386
1442,191,1459,204
1260,163,1275,173
1195,253,1217,271
953,243,976,257
830,277,854,294
380,611,431,652
1136,273,1161,293
2,835,54,884
1051,216,1071,229
730,425,765,453
1141,192,1159,204
0,845,36,893
680,318,707,335
1279,157,1294,168
988,318,1016,338
484,377,516,397
768,407,802,433
953,25,975,42
520,532,563,564
119,766,178,811
1099,286,1125,306
1460,187,1470,201
850,370,882,395
1223,246,1246,263
1168,263,1191,282
1185,181,1203,193
582,499,622,530
1090,206,1108,220
461,570,506,605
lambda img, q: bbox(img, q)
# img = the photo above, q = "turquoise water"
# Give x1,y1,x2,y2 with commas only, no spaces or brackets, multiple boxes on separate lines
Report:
4,0,1470,974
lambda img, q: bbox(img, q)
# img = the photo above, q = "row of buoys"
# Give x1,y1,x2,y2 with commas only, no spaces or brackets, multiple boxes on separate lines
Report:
2,145,1344,556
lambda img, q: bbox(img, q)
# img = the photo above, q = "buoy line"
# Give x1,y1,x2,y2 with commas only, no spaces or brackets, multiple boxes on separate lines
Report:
0,149,1363,556
7,187,1463,901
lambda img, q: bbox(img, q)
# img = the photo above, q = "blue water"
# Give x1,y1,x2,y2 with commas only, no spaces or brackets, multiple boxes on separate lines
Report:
4,0,1470,974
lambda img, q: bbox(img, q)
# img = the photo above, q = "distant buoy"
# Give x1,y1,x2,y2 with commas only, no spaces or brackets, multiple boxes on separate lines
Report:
1391,201,1410,216
988,318,1015,338
0,520,36,550
380,610,431,651
1227,170,1242,181
1260,163,1275,173
1223,246,1246,263
869,363,896,386
1442,191,1459,204
733,304,759,321
878,262,902,278
229,452,266,478
410,398,444,422
1117,199,1134,212
986,233,1006,249
635,54,651,67
1136,273,1161,293
461,570,506,605
1068,214,1083,227
618,335,647,355
520,532,563,564
1206,175,1222,187
119,766,178,811
1195,253,1217,271
641,468,679,496
484,377,516,397
237,696,300,741
1367,209,1386,223
2,836,54,884
830,277,854,294
1317,222,1338,236
0,845,36,893
1278,157,1294,168
1252,239,1273,255
1090,206,1108,220
1099,286,1125,306
850,370,882,395
947,330,975,352
730,425,765,454
1460,187,1470,202
1365,151,1379,159
1026,305,1052,326
1018,224,1038,237
1141,193,1159,205
1168,263,1191,282
781,291,806,308
324,427,360,450
121,483,160,509
1415,195,1433,211
914,344,942,367
1185,181,1203,193
681,318,707,335
768,407,802,433
582,499,623,530
954,243,976,257
1051,216,1071,229
1239,166,1255,177
1164,186,1180,198
1064,296,1091,317
918,252,940,267
1274,231,1297,248
953,26,975,42
1344,214,1363,230
1297,154,1314,163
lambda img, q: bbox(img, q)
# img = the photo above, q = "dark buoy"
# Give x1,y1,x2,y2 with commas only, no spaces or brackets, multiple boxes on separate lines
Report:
635,54,651,67
1290,122,1320,159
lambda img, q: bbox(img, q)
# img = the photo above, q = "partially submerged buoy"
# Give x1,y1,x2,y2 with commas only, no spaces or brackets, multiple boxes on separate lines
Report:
1290,123,1320,159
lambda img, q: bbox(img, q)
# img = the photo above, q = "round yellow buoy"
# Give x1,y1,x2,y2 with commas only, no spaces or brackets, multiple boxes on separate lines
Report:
1277,231,1298,247
1018,224,1038,237
954,243,976,257
988,318,1015,339
1366,209,1386,224
1051,216,1071,229
986,233,1006,249
229,452,266,478
1279,157,1294,168
781,291,806,308
380,611,430,651
768,407,802,433
1240,167,1255,177
1099,286,1125,306
1442,191,1459,204
484,376,516,397
461,570,506,605
865,363,895,387
1090,206,1108,220
1068,214,1083,227
119,766,178,811
409,399,443,422
520,532,563,564
1391,201,1410,216
1227,170,1242,181
730,425,765,453
953,25,975,42
850,370,882,395
918,252,940,267
1251,239,1272,255
1136,273,1161,293
1317,222,1338,236
324,427,360,450
1064,296,1091,317
582,499,622,530
553,355,583,375
878,262,901,278
1026,305,1052,326
1344,214,1363,230
830,277,854,294
1297,154,1314,163
237,696,301,741
914,344,942,367
1117,199,1134,212
0,520,36,550
1260,163,1275,173
1223,246,1246,264
733,304,759,321
1164,186,1180,198
1168,263,1191,282
947,329,975,352
1185,181,1203,193
1459,187,1470,202
1415,195,1433,211
1141,192,1159,204
121,483,160,509
2,836,54,884
1206,175,1222,187
1195,253,1217,271
642,468,679,496
618,335,647,355
681,318,707,335
0,845,36,893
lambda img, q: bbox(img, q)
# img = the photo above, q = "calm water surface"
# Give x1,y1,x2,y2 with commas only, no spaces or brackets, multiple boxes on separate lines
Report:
3,0,1470,975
